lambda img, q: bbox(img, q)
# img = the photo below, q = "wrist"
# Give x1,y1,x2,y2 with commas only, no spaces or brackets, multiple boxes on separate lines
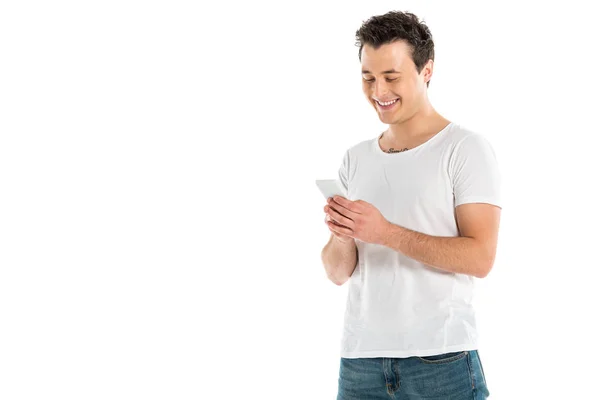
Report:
379,221,396,247
333,235,354,245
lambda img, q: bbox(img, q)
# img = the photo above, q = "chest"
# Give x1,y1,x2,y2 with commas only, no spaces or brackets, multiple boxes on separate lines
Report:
347,159,454,222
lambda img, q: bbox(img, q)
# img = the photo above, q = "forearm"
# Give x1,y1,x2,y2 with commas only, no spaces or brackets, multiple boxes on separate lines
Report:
381,223,492,278
321,235,357,285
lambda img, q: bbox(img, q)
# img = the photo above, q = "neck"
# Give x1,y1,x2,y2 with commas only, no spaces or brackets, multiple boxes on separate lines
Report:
385,102,448,141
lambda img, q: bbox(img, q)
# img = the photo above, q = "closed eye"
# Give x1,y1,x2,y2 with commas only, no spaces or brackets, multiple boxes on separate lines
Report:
363,78,398,82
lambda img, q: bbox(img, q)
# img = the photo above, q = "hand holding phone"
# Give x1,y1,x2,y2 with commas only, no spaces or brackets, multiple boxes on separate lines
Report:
317,179,354,243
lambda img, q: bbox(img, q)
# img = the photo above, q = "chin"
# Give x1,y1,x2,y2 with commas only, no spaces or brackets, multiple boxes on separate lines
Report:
378,111,400,123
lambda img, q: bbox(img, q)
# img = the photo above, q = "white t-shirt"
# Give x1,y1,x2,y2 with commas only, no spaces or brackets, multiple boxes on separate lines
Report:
338,121,502,359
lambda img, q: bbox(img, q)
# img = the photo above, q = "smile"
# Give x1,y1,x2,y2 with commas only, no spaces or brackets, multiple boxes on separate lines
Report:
375,98,399,106
375,98,399,110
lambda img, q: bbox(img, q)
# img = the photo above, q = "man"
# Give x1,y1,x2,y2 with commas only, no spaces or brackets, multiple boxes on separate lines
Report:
321,11,501,399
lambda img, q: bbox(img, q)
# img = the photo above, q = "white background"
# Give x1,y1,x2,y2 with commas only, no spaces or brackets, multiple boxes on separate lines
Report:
1,1,599,399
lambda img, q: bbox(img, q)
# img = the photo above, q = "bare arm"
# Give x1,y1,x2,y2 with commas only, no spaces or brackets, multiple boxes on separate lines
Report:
381,203,501,278
382,225,488,277
321,234,357,286
325,197,500,279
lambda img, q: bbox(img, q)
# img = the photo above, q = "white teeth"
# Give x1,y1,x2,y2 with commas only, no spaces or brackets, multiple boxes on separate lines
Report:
376,99,398,106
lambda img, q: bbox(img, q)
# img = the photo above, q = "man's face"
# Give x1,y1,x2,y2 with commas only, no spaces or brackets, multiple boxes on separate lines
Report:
360,40,430,124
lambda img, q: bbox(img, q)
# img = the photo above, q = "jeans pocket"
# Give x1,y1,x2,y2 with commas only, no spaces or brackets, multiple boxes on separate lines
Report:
416,351,467,364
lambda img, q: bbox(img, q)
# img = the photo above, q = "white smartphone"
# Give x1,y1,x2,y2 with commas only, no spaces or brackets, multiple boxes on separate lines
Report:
315,179,347,200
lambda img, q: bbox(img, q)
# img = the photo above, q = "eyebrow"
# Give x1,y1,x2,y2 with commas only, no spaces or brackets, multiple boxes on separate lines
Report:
361,69,401,74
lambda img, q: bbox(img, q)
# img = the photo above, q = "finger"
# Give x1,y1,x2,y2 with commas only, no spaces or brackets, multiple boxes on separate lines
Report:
327,202,353,221
327,220,353,236
330,196,359,218
327,205,353,227
325,214,344,228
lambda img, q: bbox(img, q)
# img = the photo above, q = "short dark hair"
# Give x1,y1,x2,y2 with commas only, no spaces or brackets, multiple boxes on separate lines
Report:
355,11,435,87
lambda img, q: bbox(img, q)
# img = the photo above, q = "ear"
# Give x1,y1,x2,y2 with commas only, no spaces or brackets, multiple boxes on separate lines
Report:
422,59,434,84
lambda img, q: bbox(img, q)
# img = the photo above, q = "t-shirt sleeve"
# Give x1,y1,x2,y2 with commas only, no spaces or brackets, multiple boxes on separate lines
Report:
338,149,350,194
450,133,502,208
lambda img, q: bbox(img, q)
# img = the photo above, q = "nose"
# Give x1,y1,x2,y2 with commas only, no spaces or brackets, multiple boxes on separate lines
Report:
373,80,390,99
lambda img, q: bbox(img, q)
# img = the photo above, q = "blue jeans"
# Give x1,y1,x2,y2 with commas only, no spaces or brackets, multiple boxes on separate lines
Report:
337,350,489,399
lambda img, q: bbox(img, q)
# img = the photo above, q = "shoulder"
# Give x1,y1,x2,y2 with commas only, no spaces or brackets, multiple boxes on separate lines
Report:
446,123,497,156
446,123,483,144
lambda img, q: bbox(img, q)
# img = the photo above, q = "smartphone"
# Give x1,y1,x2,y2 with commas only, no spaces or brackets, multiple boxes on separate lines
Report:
315,179,347,200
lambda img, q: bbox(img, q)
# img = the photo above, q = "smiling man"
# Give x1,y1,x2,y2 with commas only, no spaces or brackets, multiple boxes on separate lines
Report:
320,11,501,400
